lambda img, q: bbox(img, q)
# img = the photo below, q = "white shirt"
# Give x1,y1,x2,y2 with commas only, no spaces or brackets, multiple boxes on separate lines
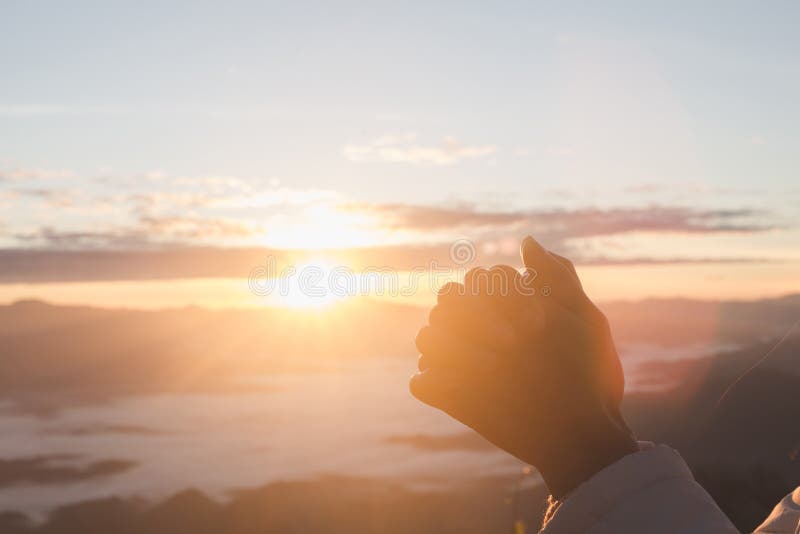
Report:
754,487,800,534
541,442,798,533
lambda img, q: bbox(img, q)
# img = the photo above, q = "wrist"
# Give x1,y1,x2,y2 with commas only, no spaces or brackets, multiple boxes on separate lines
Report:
535,414,638,499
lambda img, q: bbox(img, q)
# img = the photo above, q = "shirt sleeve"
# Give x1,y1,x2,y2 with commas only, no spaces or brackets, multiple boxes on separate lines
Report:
753,487,800,534
540,442,739,534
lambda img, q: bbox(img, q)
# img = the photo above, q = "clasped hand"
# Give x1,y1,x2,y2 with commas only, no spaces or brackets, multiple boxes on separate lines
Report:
410,236,637,497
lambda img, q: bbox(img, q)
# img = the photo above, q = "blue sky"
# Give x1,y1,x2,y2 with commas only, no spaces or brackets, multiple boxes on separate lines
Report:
1,1,798,280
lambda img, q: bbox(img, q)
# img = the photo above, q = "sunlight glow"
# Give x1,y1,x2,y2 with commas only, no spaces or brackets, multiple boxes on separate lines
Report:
270,260,346,309
262,206,385,250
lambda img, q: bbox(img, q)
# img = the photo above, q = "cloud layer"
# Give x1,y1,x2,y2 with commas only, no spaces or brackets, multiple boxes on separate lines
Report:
0,166,787,276
343,134,496,165
351,202,773,239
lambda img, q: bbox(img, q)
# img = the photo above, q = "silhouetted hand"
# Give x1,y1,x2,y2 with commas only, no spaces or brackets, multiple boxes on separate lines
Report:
410,236,637,497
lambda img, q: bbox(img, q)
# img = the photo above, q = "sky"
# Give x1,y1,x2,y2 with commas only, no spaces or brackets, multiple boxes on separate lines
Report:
0,1,798,305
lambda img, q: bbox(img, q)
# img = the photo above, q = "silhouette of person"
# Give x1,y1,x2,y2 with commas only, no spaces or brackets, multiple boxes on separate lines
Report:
411,236,798,533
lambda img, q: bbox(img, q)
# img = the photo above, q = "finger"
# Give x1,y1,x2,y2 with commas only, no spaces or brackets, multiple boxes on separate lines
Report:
463,265,525,298
415,325,498,372
519,236,583,302
454,264,544,350
511,292,547,344
418,353,431,371
436,281,466,305
409,369,506,439
548,252,583,289
463,267,489,297
460,265,532,337
417,350,486,373
409,368,462,408
427,299,516,353
521,239,609,334
409,369,485,424
430,293,492,328
484,264,529,315
416,325,499,371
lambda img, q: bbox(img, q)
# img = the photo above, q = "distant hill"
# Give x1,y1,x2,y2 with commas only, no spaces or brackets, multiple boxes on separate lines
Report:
1,294,798,415
601,293,800,347
0,475,549,534
623,334,800,531
0,299,427,414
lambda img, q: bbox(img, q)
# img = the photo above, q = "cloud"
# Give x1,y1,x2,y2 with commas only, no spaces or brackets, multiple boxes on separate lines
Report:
384,432,495,452
14,216,261,249
347,203,520,230
2,167,346,248
624,182,763,196
13,228,150,249
14,188,79,207
349,203,774,239
625,183,666,194
343,134,496,165
0,164,784,271
0,167,74,182
6,171,779,265
340,203,785,264
0,455,136,487
139,216,258,240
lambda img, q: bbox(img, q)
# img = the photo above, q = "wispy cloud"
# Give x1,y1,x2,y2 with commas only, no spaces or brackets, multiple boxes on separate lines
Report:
0,162,787,272
14,189,79,207
0,167,74,182
343,134,496,165
15,216,261,249
349,203,774,238
624,182,762,196
0,244,784,284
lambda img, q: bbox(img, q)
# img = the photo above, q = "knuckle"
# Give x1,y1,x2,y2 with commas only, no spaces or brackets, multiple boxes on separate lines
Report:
437,282,467,306
437,281,461,297
428,305,453,328
428,305,441,325
464,267,488,289
414,326,430,351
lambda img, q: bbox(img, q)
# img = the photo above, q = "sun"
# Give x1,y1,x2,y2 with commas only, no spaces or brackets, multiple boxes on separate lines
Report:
260,205,384,250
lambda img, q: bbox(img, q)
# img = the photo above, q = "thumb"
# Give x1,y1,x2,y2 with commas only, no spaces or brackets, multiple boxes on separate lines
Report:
519,236,551,287
520,235,547,281
519,236,588,306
